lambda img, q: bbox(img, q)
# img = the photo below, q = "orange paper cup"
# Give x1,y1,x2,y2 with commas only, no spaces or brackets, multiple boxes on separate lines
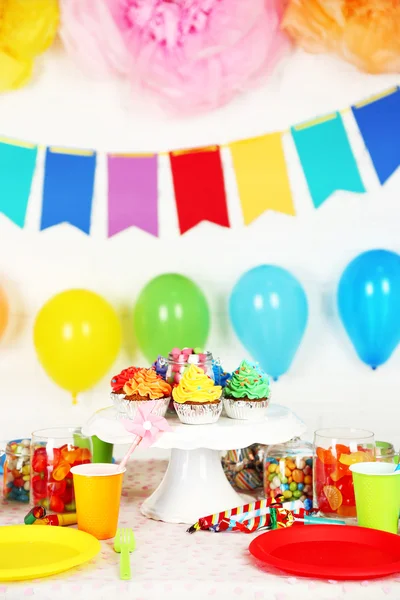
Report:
71,463,125,540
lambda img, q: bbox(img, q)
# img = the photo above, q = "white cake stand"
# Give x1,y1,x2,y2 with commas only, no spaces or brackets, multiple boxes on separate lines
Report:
82,404,306,524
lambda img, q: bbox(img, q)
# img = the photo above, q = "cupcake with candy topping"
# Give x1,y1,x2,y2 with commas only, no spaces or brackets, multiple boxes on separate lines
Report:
152,355,168,379
223,360,271,421
172,365,222,425
111,367,172,419
212,359,231,387
111,366,141,396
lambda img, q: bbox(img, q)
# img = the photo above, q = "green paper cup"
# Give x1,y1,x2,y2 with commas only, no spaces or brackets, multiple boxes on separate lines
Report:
73,432,113,464
350,462,400,534
91,435,113,464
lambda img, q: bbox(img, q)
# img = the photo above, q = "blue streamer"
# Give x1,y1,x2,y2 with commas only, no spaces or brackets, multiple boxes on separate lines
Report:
352,88,400,185
41,148,96,234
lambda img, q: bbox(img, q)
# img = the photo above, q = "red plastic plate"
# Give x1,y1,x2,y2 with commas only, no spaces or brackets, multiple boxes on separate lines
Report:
249,525,400,580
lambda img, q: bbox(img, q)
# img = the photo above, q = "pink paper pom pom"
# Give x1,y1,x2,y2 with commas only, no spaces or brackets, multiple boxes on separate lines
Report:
61,0,289,113
60,0,130,76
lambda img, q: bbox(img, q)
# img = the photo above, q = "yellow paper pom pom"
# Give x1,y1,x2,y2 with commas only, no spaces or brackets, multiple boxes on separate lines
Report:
0,50,32,91
0,0,59,91
283,0,400,74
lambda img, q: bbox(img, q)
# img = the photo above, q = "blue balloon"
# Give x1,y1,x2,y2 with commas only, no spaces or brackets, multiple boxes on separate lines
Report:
229,266,308,379
338,249,400,369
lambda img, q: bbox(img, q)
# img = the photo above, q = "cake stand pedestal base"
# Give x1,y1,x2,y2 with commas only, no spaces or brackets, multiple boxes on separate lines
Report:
140,447,245,524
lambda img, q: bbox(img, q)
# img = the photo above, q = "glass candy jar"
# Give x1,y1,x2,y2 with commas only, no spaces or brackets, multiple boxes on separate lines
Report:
1,439,31,503
313,428,375,519
375,441,396,463
264,438,313,509
166,350,214,387
31,428,92,513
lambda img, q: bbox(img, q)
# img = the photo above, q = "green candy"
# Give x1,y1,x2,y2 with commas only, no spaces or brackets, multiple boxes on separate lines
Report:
289,482,297,492
293,490,302,499
268,473,275,482
283,490,292,499
280,476,288,484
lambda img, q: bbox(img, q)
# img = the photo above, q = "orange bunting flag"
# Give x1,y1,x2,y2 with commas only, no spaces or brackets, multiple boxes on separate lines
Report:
229,133,295,225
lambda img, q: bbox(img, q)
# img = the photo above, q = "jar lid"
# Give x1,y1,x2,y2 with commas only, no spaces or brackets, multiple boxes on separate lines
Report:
167,350,213,362
265,437,313,457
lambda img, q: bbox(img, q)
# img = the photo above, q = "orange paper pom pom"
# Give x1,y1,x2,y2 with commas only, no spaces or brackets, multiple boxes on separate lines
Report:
283,0,400,74
0,0,59,92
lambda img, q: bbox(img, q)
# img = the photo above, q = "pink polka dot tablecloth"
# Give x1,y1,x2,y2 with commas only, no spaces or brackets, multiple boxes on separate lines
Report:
1,459,400,600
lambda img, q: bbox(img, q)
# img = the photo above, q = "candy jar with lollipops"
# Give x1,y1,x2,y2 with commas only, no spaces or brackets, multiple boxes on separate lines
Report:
166,348,214,412
31,428,92,513
313,428,375,519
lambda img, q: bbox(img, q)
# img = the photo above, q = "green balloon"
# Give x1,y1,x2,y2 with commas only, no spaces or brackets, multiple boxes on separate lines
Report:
134,274,210,362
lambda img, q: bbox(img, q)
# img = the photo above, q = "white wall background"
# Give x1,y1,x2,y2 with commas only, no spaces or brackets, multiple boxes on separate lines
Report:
0,44,399,453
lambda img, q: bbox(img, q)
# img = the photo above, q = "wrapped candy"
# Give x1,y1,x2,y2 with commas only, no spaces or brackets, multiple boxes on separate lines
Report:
222,445,265,491
283,0,400,74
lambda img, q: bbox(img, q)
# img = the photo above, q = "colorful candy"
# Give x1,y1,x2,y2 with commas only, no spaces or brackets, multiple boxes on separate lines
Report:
2,439,31,503
166,348,214,387
264,455,313,504
31,442,92,513
314,444,373,517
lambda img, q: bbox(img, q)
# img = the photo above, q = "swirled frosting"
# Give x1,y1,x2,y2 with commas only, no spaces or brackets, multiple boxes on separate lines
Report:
172,365,222,404
123,368,172,400
152,355,168,379
111,366,140,393
224,360,271,400
212,360,231,387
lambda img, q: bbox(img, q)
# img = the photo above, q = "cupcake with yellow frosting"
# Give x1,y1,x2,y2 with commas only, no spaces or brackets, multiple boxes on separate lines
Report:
223,360,271,421
112,367,172,419
172,365,223,425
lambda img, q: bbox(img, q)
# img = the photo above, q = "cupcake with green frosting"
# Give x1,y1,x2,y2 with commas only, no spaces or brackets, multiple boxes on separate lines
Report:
223,360,271,421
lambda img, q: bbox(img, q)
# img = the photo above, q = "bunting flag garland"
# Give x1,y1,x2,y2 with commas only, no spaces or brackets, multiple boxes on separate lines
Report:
169,146,230,235
229,133,295,224
108,154,158,238
0,87,398,237
352,87,400,186
292,112,365,209
0,137,37,228
41,147,97,234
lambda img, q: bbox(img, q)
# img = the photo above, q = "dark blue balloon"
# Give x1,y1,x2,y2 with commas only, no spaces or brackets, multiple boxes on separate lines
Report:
229,266,308,380
338,250,400,369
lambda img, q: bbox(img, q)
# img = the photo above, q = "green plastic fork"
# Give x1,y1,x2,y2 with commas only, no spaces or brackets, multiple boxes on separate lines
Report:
114,528,135,580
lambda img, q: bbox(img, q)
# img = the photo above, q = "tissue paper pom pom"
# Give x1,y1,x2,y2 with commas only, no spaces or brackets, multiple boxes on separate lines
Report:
60,0,130,76
0,0,59,91
109,0,290,113
283,0,400,74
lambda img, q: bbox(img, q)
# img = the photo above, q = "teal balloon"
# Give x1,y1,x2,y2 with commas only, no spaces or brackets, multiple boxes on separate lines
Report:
229,266,308,379
338,250,400,369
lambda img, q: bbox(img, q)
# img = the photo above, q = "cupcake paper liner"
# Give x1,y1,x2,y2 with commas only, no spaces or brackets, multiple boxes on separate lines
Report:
223,397,270,421
111,393,170,420
173,401,222,425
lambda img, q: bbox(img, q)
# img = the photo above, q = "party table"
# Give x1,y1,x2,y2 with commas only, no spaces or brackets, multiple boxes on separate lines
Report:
0,460,399,600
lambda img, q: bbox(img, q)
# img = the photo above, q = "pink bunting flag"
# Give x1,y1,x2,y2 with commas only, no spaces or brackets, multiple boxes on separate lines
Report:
108,153,158,237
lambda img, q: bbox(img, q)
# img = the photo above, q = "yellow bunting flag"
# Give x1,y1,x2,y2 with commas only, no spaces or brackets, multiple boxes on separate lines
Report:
230,133,295,225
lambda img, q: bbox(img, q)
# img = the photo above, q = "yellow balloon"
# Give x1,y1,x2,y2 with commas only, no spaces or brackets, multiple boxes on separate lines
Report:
34,290,121,403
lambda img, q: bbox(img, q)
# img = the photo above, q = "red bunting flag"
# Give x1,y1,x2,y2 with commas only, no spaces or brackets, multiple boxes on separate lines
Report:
170,146,230,234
